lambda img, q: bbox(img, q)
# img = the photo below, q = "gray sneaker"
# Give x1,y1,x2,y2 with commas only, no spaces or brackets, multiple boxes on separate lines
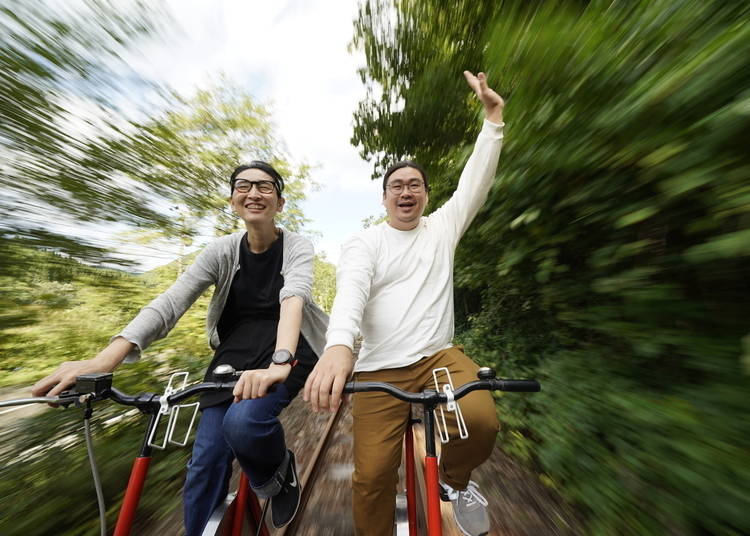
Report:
440,480,490,536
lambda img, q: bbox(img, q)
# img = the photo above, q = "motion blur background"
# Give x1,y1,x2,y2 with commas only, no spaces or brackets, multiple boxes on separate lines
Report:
1,1,748,534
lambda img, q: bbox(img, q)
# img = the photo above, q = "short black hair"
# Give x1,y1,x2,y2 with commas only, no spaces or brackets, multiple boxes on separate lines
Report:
382,160,429,192
230,160,284,197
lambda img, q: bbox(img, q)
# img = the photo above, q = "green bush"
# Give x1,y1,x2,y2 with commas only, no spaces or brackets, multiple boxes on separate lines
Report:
0,246,214,534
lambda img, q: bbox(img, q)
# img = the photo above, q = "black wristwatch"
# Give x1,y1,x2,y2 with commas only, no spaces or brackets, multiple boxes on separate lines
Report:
271,349,297,367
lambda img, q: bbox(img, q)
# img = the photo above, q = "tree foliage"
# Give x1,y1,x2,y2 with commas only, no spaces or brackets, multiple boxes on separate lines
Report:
0,0,173,265
133,81,316,237
0,242,212,535
1,2,314,271
352,1,750,534
110,82,317,269
313,254,337,313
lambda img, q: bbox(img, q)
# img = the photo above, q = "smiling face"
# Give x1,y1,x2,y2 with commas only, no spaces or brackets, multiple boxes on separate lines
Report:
382,166,429,231
230,168,284,226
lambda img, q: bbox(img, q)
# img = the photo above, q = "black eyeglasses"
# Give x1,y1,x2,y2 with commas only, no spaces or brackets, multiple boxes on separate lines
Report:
231,179,277,195
385,179,425,195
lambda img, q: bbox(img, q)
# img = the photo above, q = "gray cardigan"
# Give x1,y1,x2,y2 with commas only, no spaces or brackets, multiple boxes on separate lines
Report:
117,229,329,363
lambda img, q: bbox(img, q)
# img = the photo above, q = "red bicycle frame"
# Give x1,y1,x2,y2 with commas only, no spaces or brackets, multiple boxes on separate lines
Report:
402,404,445,536
112,414,269,536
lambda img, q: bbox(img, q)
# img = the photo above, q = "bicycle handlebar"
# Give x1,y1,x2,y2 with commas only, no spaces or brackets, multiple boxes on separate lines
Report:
3,366,539,411
342,377,540,405
0,396,61,408
0,380,237,411
103,381,237,410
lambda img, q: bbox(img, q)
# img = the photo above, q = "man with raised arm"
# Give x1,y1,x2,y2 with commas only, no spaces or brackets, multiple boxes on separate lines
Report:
304,71,505,536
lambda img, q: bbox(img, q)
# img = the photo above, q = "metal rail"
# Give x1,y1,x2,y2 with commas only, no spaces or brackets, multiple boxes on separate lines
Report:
276,405,346,535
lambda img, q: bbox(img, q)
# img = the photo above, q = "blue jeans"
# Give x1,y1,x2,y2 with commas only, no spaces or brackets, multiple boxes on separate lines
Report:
183,384,292,536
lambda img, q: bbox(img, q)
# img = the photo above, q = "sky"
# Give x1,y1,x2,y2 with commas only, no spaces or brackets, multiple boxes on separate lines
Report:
123,0,385,268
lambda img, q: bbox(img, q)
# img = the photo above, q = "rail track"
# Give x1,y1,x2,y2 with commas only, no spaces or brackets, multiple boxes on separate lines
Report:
268,395,580,536
270,398,460,536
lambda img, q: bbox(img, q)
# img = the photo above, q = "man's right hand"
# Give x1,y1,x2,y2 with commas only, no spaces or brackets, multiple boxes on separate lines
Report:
303,345,354,413
31,337,132,398
31,359,108,398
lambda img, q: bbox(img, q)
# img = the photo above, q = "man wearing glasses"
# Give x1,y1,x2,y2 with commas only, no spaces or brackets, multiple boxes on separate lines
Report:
305,70,505,536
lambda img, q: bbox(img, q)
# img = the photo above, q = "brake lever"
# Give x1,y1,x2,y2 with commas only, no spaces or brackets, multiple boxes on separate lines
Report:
56,390,86,408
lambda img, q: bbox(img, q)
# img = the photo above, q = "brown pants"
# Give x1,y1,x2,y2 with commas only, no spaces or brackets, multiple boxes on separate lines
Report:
351,346,500,536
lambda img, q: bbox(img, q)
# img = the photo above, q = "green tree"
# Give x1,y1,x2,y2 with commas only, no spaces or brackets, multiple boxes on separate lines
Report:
312,254,337,313
114,82,318,270
133,82,316,237
0,245,212,535
0,0,173,265
362,213,387,228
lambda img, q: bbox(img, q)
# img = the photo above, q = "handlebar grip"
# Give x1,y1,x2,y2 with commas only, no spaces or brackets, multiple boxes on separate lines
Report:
495,379,541,392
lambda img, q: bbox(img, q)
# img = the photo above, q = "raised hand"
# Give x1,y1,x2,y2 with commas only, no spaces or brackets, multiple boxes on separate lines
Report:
463,70,504,124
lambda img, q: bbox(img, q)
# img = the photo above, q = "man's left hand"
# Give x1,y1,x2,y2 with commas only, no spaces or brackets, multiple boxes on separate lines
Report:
464,70,504,124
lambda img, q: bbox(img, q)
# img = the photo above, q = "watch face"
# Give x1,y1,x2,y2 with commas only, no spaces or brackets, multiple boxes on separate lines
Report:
272,349,293,365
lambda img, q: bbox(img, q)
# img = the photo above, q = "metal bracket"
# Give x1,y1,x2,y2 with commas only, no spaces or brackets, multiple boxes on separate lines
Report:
147,371,199,450
432,367,468,443
167,400,200,447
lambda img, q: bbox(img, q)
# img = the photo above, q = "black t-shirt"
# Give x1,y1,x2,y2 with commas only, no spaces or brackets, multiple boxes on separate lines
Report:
200,232,317,408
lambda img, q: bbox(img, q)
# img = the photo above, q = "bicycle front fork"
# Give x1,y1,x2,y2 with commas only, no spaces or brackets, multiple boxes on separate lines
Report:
404,406,443,536
422,406,443,536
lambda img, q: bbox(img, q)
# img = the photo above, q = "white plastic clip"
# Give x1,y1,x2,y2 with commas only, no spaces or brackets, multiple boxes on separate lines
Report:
442,384,456,411
432,367,469,443
148,371,199,450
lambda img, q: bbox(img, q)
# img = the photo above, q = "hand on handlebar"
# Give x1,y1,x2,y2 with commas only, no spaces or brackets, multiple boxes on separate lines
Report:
31,337,132,402
32,359,101,399
233,364,291,402
303,345,354,413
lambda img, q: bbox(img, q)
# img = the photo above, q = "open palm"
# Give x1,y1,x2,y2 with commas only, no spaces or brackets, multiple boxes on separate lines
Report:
464,71,504,121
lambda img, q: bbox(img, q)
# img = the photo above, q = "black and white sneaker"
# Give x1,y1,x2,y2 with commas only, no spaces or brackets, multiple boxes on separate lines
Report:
271,450,301,528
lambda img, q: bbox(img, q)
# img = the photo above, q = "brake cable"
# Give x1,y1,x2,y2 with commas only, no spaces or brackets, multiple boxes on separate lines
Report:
82,394,107,536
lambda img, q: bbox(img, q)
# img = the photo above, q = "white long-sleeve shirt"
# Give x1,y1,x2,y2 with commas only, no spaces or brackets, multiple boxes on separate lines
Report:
327,119,505,372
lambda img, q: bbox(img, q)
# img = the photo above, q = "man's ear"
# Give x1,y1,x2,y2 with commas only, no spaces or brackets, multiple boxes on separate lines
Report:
277,196,286,213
